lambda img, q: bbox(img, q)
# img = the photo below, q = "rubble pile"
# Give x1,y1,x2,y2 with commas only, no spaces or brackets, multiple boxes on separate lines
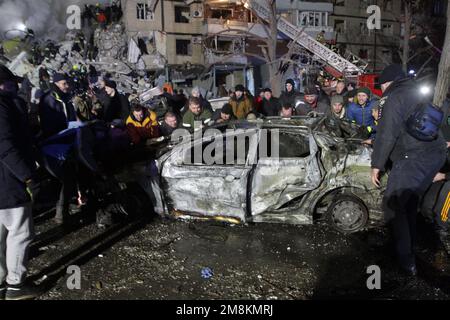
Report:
2,21,161,100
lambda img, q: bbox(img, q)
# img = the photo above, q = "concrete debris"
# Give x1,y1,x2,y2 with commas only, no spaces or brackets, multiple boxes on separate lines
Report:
2,20,163,97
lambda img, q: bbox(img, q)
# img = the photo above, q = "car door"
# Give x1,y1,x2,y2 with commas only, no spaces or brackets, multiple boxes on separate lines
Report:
250,130,323,216
161,129,259,222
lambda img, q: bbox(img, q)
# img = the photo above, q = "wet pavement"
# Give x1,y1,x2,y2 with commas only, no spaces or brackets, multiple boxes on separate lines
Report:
28,209,450,300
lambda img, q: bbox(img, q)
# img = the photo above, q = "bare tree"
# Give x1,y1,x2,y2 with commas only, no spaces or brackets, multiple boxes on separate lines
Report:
433,0,450,107
381,0,431,73
261,0,283,96
401,0,413,73
206,0,297,96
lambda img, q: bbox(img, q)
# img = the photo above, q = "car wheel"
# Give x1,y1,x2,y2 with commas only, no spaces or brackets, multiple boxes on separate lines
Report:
115,183,153,219
326,195,369,233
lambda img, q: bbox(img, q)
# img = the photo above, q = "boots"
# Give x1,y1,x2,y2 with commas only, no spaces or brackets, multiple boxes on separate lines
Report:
54,204,69,225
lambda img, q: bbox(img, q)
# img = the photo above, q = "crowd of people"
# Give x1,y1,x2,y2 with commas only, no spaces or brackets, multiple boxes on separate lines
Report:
1,60,450,300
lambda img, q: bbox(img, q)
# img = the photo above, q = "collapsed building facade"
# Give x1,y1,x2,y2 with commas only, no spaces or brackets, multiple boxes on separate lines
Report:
122,0,403,96
1,0,404,99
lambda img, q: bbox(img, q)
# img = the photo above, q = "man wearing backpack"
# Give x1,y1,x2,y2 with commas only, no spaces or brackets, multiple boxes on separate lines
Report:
371,64,447,276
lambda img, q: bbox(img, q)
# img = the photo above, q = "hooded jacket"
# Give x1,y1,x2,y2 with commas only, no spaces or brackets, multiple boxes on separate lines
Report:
372,79,447,171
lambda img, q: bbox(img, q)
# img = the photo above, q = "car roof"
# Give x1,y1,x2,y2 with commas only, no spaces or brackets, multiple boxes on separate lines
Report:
210,116,321,132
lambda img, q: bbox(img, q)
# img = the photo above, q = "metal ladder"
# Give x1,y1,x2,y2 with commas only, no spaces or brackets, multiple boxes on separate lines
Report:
244,0,366,77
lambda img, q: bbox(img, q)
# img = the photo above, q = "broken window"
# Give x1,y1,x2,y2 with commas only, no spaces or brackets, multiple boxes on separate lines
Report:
136,3,154,20
217,40,233,52
175,6,191,23
382,24,394,36
334,20,345,33
176,39,192,56
360,22,370,35
359,49,369,59
260,131,310,159
211,9,233,20
183,135,252,166
299,11,328,28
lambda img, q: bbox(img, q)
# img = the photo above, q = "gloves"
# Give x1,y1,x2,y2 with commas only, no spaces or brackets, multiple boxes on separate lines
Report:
25,179,34,202
307,111,319,118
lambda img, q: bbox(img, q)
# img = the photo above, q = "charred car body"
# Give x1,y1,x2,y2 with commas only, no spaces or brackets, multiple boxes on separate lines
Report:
139,116,385,233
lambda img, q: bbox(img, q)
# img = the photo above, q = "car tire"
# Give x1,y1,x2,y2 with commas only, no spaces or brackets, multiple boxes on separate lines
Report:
326,195,369,233
115,183,153,220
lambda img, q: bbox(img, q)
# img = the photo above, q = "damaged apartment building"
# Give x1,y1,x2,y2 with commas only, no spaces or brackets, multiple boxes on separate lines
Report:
123,0,403,96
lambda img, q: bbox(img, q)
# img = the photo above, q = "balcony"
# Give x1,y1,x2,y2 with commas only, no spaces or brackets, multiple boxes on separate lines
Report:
206,18,268,38
205,51,249,65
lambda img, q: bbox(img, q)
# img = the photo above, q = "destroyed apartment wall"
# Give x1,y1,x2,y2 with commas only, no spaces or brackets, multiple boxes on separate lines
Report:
123,0,204,69
331,0,402,71
163,0,204,35
124,0,163,33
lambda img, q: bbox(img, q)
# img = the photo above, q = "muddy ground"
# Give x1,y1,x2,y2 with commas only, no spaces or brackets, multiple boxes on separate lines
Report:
26,206,450,301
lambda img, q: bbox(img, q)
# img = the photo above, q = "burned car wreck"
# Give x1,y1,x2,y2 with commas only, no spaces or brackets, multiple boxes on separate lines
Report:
134,116,385,234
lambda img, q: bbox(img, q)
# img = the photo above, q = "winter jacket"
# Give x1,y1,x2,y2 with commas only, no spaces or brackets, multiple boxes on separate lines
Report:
372,79,447,171
183,109,213,130
126,110,160,145
346,99,378,127
39,85,77,139
229,96,253,120
295,99,329,116
212,109,237,124
328,107,346,120
261,97,282,117
183,95,213,114
0,91,36,209
279,90,301,108
101,91,130,122
160,122,179,137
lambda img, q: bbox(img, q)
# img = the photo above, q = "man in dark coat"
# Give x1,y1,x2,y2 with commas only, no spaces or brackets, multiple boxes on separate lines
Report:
100,80,130,122
39,73,77,139
160,112,180,137
279,79,300,108
212,103,236,124
0,65,39,300
371,64,447,276
261,88,281,117
296,86,329,116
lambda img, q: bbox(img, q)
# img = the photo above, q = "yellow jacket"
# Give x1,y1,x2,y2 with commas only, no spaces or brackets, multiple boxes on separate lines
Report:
126,111,158,128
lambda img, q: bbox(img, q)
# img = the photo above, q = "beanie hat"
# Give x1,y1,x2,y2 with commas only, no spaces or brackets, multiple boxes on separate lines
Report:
356,87,371,97
285,79,295,87
53,73,68,83
104,79,117,89
331,95,344,105
221,103,233,115
378,64,406,85
235,84,245,92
